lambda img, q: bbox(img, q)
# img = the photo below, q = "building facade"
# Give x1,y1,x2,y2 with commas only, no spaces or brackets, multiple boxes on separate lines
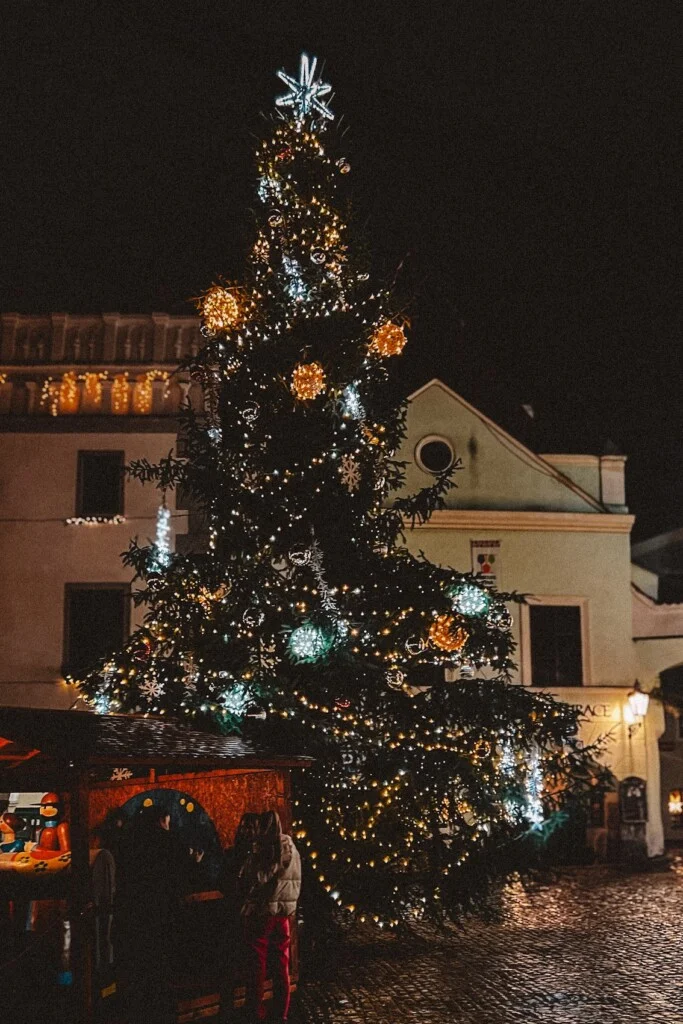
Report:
400,380,683,858
0,313,195,707
2,320,683,853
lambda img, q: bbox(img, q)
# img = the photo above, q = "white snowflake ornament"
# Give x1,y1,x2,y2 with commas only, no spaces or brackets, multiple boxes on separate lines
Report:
139,678,165,700
110,767,133,782
339,454,361,493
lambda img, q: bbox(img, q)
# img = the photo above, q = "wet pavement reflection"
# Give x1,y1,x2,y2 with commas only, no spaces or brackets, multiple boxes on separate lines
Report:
293,866,683,1023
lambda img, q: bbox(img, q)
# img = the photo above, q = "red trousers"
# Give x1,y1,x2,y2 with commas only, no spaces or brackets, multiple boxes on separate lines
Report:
243,913,291,1021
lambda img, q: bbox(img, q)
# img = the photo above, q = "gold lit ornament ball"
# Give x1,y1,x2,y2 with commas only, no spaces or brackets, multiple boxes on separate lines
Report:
428,614,469,652
369,322,407,358
291,361,326,401
199,285,243,335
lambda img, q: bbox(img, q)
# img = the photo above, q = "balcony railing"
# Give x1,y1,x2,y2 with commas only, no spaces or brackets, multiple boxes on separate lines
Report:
0,314,198,417
1,313,202,366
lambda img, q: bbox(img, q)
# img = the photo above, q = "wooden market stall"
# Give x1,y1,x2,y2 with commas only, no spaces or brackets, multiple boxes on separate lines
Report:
0,706,312,1023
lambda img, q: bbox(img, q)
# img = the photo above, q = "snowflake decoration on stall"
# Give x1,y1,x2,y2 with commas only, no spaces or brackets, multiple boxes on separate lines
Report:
110,767,133,782
138,679,165,700
339,454,361,492
276,53,334,122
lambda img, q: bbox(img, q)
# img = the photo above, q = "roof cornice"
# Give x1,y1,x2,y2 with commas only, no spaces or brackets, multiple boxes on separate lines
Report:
409,509,635,534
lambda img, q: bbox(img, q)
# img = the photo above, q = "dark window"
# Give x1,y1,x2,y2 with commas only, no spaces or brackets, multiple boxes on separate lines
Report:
77,451,124,517
529,604,583,686
63,584,129,676
417,438,454,474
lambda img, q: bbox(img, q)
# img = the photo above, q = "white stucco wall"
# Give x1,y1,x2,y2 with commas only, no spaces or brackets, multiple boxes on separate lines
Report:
405,525,636,687
398,382,600,513
399,380,664,854
0,430,182,707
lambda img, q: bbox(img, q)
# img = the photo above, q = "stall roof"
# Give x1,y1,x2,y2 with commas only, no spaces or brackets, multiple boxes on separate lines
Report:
0,706,312,782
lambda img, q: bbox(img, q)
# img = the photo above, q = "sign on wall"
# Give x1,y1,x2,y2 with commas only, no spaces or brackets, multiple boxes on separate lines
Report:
471,539,501,585
619,776,648,823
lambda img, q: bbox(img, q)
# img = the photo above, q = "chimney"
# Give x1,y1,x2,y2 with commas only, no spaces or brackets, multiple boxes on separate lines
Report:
600,455,627,512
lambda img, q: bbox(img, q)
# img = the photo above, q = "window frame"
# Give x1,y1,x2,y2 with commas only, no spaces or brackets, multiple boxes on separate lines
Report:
520,595,591,687
62,582,130,678
76,449,125,518
414,434,456,475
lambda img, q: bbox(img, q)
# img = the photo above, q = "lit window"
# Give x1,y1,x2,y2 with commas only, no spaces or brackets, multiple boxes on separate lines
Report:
77,451,124,517
529,605,583,686
415,435,455,474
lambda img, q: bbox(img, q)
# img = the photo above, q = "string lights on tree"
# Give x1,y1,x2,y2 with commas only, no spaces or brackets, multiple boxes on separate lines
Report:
78,54,608,927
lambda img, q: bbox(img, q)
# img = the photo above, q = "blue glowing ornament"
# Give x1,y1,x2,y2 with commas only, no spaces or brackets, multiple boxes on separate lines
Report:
341,382,365,420
287,622,333,664
448,583,490,617
275,53,334,122
220,683,251,717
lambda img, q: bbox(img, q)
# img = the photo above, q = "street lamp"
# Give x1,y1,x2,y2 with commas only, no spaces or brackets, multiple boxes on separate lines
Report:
625,680,650,738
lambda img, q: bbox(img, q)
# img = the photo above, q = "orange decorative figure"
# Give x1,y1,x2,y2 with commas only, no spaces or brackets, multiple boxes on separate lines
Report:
34,793,70,854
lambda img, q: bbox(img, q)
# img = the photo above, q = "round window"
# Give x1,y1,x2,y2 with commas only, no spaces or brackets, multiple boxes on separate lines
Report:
415,436,455,474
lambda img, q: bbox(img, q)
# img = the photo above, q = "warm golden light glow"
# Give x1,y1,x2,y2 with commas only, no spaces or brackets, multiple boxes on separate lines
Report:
58,371,79,414
111,373,130,415
369,322,407,358
82,372,104,411
669,790,683,816
198,284,244,335
291,361,326,400
428,614,468,652
132,376,153,415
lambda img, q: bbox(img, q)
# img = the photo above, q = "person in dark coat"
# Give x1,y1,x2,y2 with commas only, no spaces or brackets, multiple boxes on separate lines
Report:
218,812,259,1021
115,805,203,1024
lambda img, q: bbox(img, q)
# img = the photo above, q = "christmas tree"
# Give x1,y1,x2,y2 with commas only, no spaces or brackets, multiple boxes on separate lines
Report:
79,55,606,925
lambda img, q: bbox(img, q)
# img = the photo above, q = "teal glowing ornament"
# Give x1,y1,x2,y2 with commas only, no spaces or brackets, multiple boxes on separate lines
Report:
220,683,251,717
448,583,490,617
287,622,333,663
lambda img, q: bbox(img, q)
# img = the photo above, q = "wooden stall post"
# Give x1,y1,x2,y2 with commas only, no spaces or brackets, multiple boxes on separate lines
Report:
68,767,94,1024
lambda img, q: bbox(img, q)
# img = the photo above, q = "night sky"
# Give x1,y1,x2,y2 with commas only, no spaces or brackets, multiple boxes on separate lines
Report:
2,2,679,539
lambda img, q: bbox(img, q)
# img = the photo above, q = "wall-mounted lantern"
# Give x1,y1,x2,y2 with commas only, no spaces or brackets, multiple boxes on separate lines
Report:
625,680,650,738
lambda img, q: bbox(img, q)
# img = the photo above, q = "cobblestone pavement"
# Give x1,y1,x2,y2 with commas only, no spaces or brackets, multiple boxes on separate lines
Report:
290,866,683,1024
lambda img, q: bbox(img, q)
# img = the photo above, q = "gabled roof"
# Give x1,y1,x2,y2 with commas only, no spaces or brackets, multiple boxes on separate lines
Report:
407,378,606,513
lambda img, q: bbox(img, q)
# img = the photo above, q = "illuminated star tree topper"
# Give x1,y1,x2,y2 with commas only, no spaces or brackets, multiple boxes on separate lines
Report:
276,52,334,122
